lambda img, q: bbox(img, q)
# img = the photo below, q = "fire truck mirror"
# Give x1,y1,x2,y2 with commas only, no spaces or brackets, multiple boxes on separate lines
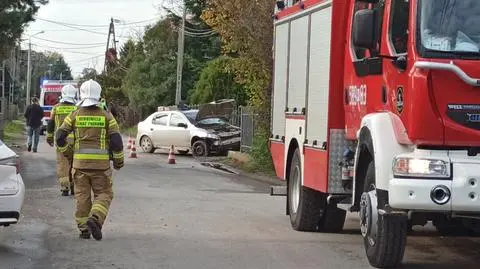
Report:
352,9,378,50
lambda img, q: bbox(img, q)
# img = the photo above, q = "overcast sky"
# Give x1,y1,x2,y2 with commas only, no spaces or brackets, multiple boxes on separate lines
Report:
21,0,171,78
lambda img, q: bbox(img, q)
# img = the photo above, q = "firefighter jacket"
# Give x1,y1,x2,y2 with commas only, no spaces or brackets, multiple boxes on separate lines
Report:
55,106,124,170
46,102,77,148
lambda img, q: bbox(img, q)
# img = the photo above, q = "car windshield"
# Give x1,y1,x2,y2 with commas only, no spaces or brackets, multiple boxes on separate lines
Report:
197,117,228,125
418,0,480,58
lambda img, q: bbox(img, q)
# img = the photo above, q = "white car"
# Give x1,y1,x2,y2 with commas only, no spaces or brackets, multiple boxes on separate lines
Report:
0,140,25,226
136,100,241,157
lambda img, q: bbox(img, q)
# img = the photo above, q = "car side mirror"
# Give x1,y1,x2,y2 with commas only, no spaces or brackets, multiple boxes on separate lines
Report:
177,123,188,129
352,9,378,50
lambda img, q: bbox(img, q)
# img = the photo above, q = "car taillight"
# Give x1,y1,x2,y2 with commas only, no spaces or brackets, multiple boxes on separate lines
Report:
0,156,20,174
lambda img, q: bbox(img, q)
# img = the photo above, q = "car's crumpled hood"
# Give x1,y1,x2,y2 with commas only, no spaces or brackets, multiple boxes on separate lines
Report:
196,99,235,122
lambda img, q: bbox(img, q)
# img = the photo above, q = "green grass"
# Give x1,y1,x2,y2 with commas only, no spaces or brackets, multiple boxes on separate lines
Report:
3,120,25,145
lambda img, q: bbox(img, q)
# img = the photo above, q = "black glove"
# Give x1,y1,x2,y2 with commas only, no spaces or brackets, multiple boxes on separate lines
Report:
46,136,54,147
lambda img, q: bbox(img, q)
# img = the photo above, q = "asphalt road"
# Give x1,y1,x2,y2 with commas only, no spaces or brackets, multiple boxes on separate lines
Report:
1,139,480,269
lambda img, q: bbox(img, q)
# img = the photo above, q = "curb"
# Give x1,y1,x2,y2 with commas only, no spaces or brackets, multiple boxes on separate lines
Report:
204,161,285,187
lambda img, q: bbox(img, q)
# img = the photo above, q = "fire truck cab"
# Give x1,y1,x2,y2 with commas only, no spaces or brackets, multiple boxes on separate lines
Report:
270,0,480,267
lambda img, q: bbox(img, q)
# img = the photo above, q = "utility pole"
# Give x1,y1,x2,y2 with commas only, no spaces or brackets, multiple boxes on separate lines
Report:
175,4,186,105
0,60,5,139
26,41,31,108
104,18,118,73
26,31,44,108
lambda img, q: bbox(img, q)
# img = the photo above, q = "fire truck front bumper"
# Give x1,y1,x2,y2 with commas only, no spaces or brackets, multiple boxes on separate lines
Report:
388,150,480,213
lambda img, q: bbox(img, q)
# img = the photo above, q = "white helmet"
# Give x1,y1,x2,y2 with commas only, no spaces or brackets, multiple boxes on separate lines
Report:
60,84,77,104
77,79,102,107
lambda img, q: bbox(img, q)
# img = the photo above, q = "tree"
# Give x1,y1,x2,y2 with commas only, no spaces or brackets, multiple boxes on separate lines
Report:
201,0,275,129
121,18,179,117
0,0,48,58
189,56,247,105
44,52,73,80
201,0,276,170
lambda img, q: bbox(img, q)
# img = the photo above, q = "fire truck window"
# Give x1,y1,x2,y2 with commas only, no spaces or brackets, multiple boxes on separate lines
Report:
371,0,385,57
390,0,409,54
351,2,369,59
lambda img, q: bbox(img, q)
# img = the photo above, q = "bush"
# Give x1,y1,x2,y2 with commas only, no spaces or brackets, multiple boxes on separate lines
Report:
245,130,274,175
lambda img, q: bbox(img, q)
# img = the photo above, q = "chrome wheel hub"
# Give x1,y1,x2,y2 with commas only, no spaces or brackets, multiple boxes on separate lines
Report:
360,189,378,246
291,166,300,214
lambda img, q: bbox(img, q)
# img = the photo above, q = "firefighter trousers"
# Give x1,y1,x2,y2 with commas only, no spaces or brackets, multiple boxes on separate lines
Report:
72,168,114,232
56,151,73,191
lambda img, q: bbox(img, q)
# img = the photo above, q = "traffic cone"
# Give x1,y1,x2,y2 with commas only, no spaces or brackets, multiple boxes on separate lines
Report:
128,140,138,158
127,136,132,150
168,145,176,164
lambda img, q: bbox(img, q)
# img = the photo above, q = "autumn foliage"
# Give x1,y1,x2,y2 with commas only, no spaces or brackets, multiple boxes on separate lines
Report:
202,0,276,130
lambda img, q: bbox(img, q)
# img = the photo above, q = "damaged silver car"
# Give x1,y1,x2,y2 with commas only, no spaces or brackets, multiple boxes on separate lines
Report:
136,99,241,157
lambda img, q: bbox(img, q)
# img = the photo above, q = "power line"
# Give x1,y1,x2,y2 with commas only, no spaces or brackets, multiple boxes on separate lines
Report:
34,16,159,28
31,36,105,46
36,18,108,35
68,54,104,64
32,43,106,50
183,25,213,33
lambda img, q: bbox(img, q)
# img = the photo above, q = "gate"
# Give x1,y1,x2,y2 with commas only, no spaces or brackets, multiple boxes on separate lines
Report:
240,106,256,152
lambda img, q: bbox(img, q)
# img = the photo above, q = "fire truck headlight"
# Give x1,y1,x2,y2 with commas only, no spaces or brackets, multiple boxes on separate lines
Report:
393,158,450,178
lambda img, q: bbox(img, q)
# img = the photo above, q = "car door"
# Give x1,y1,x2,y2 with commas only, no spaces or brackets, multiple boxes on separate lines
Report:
151,112,170,148
168,112,191,148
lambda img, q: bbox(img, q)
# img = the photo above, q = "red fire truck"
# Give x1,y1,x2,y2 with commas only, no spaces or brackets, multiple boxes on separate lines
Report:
269,0,480,267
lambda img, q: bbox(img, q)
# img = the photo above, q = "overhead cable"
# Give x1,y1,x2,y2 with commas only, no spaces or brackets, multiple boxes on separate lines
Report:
31,36,105,46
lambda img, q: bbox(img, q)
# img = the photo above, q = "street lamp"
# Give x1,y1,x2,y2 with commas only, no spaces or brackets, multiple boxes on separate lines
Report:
26,30,44,107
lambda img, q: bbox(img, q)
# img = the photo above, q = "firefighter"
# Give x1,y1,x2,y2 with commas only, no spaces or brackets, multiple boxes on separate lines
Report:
46,84,78,196
55,79,124,240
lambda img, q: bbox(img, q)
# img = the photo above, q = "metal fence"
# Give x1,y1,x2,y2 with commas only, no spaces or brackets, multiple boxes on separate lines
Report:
188,104,257,152
239,106,256,152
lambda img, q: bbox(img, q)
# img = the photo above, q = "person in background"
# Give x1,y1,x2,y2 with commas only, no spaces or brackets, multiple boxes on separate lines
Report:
47,84,78,196
24,96,44,153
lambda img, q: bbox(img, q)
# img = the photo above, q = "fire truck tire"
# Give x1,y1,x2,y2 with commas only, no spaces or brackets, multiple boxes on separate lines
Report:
361,162,407,268
288,148,323,232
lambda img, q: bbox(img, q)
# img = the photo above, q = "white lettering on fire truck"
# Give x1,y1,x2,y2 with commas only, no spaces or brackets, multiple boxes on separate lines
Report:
347,84,367,106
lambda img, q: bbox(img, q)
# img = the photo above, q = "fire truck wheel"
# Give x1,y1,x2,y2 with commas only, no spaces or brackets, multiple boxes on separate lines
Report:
360,161,407,268
288,148,323,232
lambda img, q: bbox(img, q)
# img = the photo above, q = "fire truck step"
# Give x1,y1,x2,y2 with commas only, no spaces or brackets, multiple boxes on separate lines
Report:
270,185,287,196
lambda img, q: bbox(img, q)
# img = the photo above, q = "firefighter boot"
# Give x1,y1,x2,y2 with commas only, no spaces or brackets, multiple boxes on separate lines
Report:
87,216,103,241
79,230,91,239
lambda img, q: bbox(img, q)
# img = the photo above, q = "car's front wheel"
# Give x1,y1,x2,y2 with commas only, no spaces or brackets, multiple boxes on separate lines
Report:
192,140,209,157
140,136,155,153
